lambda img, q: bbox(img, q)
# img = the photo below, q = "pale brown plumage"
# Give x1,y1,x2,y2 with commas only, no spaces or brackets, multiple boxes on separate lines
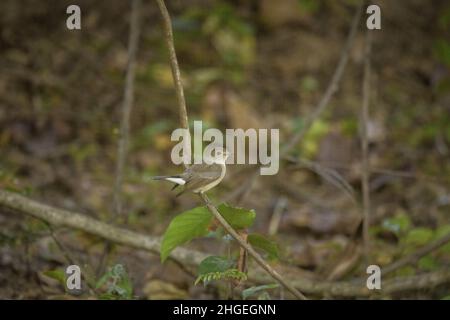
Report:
152,148,229,196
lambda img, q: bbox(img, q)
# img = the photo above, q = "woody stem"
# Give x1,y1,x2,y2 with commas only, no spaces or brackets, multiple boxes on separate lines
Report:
199,192,307,300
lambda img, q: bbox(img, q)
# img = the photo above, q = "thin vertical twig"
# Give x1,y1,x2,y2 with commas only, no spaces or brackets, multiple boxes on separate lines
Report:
112,0,141,220
98,0,141,274
155,0,190,169
268,197,288,236
155,0,189,132
155,0,307,299
361,28,373,259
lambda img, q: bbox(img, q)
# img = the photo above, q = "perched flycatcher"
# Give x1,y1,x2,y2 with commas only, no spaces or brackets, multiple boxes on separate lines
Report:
153,148,230,196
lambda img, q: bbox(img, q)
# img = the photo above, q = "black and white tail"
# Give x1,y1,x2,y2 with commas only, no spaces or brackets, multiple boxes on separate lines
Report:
152,175,186,186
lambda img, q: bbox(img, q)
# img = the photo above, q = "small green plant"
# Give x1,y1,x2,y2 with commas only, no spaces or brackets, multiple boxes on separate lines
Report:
43,269,67,290
373,213,450,275
161,203,279,297
195,256,247,285
95,264,133,300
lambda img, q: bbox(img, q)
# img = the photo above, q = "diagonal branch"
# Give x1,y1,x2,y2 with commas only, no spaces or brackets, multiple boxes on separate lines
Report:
199,193,307,300
0,189,206,266
281,1,363,156
229,2,364,203
381,232,450,276
1,189,449,298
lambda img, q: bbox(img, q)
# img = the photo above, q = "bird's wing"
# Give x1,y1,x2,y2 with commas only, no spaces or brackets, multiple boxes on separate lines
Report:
178,163,223,194
185,163,223,180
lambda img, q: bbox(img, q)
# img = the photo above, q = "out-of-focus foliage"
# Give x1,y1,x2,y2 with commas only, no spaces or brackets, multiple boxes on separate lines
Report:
0,0,449,299
242,283,279,300
96,264,133,300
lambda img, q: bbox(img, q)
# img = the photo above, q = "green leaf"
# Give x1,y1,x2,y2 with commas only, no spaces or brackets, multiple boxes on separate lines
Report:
43,269,66,286
298,0,321,14
98,293,118,300
382,212,411,235
198,256,234,275
115,276,133,299
404,227,434,247
95,271,111,289
161,206,213,262
217,203,256,229
434,39,450,67
242,283,279,300
395,266,416,277
96,264,133,299
303,120,329,157
248,233,279,260
435,225,450,238
195,256,248,286
112,265,133,299
418,255,440,271
435,225,450,253
195,269,247,286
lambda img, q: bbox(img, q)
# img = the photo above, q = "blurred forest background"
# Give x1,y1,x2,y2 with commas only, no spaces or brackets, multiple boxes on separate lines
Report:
0,0,449,299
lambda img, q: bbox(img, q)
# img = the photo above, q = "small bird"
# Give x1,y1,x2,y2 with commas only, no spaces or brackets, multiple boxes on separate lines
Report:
152,148,230,196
